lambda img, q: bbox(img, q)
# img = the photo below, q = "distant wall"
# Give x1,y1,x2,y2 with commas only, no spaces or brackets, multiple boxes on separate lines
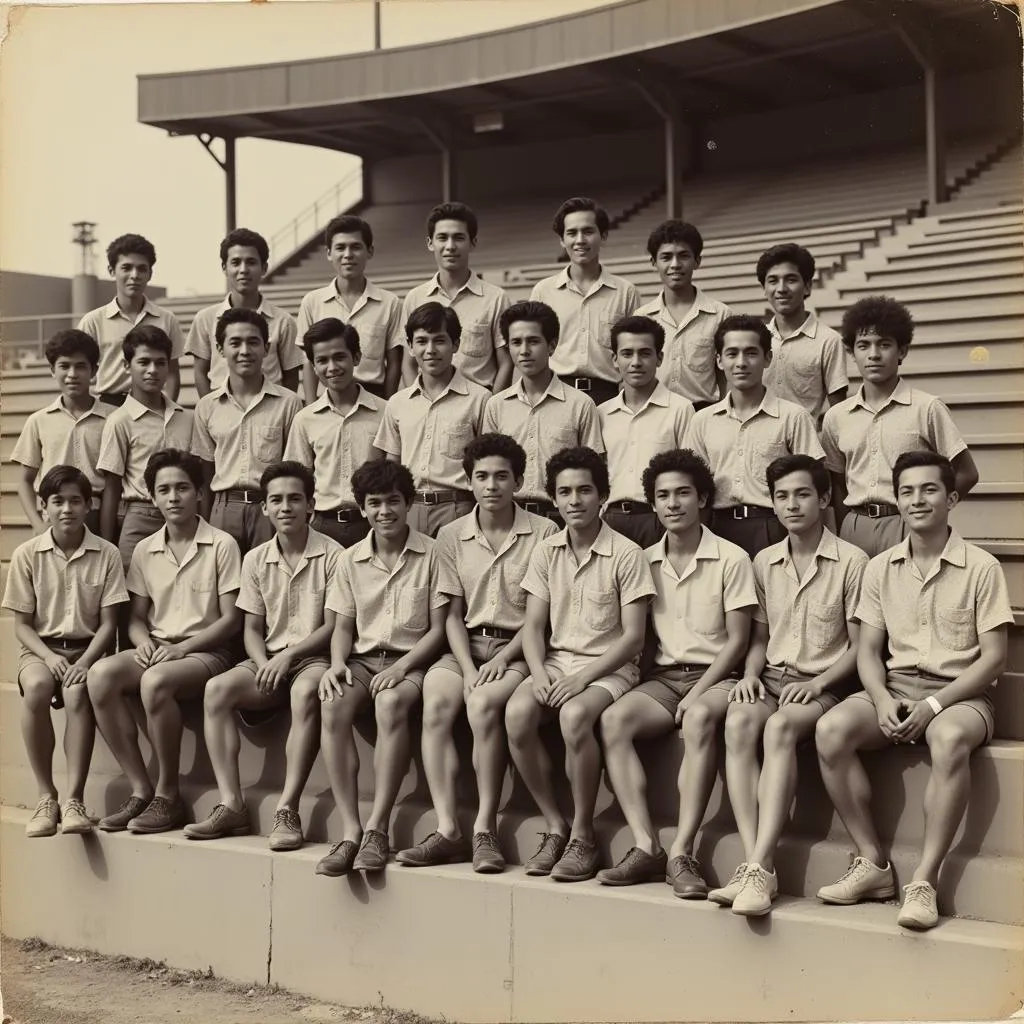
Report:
0,271,166,318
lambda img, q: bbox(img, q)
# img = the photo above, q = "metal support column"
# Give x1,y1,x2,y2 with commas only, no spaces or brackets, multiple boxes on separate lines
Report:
417,119,457,201
632,81,684,219
197,134,238,233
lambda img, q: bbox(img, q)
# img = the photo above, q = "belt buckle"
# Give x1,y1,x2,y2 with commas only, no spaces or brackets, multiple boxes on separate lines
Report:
620,501,634,514
732,506,748,520
867,503,882,518
243,490,257,504
421,491,439,506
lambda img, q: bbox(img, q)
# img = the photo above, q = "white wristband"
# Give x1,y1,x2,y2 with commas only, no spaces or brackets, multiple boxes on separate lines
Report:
925,695,943,716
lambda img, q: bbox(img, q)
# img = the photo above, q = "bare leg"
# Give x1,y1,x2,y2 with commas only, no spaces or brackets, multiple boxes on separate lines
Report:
420,665,466,839
560,687,615,843
61,683,96,802
87,652,152,799
506,680,566,836
320,685,370,842
277,671,324,811
364,680,422,835
19,668,59,799
723,699,774,861
466,672,525,834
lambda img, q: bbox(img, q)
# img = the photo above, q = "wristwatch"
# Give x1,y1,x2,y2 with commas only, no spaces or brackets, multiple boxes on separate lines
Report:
925,695,943,716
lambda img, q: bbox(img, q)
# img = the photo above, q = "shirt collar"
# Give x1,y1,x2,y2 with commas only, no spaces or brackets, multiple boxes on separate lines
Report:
104,296,158,320
37,527,102,555
888,528,967,568
44,396,109,419
649,524,720,564
550,521,615,556
851,378,912,411
410,370,470,399
459,504,535,541
123,393,185,421
713,390,780,418
264,529,329,564
768,527,840,566
605,381,671,414
210,378,286,403
768,312,819,341
555,265,618,292
353,526,428,563
218,294,274,319
509,373,566,403
427,271,484,298
148,518,216,553
311,385,382,415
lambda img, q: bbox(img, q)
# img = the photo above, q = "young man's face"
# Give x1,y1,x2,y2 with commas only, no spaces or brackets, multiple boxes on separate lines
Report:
763,261,810,319
151,466,201,525
51,353,95,397
507,320,554,380
110,253,152,299
361,490,410,539
851,328,905,385
470,455,522,513
410,328,457,378
125,344,169,396
896,464,956,532
44,483,89,533
771,469,828,536
552,467,603,529
652,470,705,535
223,245,266,298
561,211,604,267
614,332,662,389
717,331,769,392
263,476,312,537
328,232,371,282
219,322,269,379
653,241,699,292
428,219,474,274
310,337,359,394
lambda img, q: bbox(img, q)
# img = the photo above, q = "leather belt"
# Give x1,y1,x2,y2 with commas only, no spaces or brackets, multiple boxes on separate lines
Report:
469,626,516,641
521,500,557,515
558,375,613,393
849,502,900,518
413,489,472,505
606,500,653,515
216,489,262,504
319,505,363,523
720,505,775,520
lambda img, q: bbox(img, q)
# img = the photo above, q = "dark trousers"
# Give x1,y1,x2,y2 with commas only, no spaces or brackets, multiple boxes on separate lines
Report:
711,510,786,558
603,509,664,549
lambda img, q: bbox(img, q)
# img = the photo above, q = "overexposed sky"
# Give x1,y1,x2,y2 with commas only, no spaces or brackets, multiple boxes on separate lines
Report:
0,0,622,296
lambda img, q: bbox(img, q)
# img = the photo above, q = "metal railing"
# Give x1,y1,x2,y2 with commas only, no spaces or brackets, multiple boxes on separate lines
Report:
0,314,76,368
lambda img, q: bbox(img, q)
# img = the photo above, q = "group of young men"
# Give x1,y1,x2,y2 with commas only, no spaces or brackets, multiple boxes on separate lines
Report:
4,196,1011,935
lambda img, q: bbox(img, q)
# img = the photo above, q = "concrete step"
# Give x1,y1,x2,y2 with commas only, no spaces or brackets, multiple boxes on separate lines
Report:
848,363,1024,400
860,245,1024,274
897,236,1024,260
847,259,1024,290
834,276,1024,305
930,202,1024,225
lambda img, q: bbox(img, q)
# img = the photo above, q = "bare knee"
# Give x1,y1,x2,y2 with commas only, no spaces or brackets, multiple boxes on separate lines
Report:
86,658,120,703
21,674,57,714
763,712,801,752
681,699,719,744
927,724,974,773
374,688,413,732
505,688,540,742
62,683,93,716
203,674,240,716
422,689,461,733
599,701,638,747
139,666,180,710
290,677,321,719
466,687,503,730
724,704,763,750
559,701,598,748
815,707,853,760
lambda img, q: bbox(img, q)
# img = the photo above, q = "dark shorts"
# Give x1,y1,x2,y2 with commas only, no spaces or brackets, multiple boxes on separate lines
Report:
634,666,709,717
18,639,91,709
348,650,426,695
425,634,528,687
234,655,330,728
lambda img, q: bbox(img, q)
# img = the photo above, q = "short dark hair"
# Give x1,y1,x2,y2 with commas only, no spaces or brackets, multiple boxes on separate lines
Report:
260,460,315,502
38,465,92,504
610,314,665,355
219,228,269,266
642,449,715,506
893,450,955,496
646,219,704,261
44,329,100,371
552,197,609,238
302,317,361,363
405,302,461,345
144,449,204,496
325,214,373,249
756,243,816,286
106,233,156,270
714,314,772,356
123,324,172,362
545,446,609,501
351,459,415,507
216,306,269,347
766,454,830,497
840,296,915,352
498,300,559,344
427,202,478,242
463,433,527,480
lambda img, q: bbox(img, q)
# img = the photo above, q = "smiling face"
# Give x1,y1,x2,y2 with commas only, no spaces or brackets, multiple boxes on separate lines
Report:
469,455,521,514
561,210,604,268
651,470,705,535
552,467,603,530
219,321,268,379
51,352,95,399
507,320,554,380
262,476,312,538
43,483,89,535
851,328,905,387
328,231,372,283
613,331,661,390
310,336,359,395
428,219,474,275
717,330,769,392
361,490,410,539
763,260,810,319
896,464,956,532
410,328,457,379
653,241,699,293
771,469,828,536
223,245,265,299
110,253,152,302
151,465,200,525
125,343,169,397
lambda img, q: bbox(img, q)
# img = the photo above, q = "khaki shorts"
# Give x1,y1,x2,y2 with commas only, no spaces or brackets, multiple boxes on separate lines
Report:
148,640,234,678
634,666,709,717
426,634,528,685
542,650,640,702
348,650,426,694
840,510,907,559
236,655,330,684
18,639,91,709
234,655,330,728
705,666,844,713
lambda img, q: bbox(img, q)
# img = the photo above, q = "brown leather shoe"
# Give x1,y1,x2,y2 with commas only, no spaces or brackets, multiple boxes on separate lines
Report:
667,853,708,899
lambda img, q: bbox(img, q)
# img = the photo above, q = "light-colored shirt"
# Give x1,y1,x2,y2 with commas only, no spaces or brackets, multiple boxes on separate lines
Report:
646,526,756,667
765,313,848,421
2,528,128,640
754,529,868,677
283,388,384,510
530,267,641,382
522,522,655,658
821,380,968,507
237,528,342,654
856,530,1013,680
78,297,185,395
685,391,824,508
482,375,604,500
598,384,695,504
436,505,558,631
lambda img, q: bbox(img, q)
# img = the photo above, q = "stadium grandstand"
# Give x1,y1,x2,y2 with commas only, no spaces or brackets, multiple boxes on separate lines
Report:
2,0,1022,1019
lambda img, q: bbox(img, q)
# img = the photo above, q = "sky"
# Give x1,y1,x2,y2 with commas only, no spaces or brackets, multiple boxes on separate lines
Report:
0,0,623,297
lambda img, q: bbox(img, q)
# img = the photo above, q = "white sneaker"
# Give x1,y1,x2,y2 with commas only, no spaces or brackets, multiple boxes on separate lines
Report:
897,881,939,930
707,862,749,907
817,855,896,905
733,864,778,917
60,798,93,835
26,797,59,838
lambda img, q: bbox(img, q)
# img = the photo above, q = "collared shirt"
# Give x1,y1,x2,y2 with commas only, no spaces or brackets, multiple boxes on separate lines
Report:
192,379,304,492
436,505,558,631
684,391,824,508
284,387,384,510
599,384,695,504
646,526,756,667
127,519,241,642
326,528,447,655
12,397,111,493
298,279,404,387
522,522,655,657
856,530,1013,680
754,529,868,677
482,375,604,500
765,313,848,421
402,272,510,389
78,297,185,395
2,528,128,640
635,288,731,405
530,267,641,382
374,371,488,490
237,528,342,654
185,295,303,390
96,395,194,501
821,380,968,507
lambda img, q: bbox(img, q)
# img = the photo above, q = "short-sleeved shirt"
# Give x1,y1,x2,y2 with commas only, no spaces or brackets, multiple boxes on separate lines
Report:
326,528,447,655
754,529,868,677
127,518,242,642
78,298,185,395
436,505,558,631
373,371,489,490
192,379,304,492
599,384,695,504
237,528,342,654
401,272,510,389
855,530,1013,680
765,313,848,421
645,526,756,667
298,280,404,387
635,289,731,406
2,528,128,640
482,375,604,500
185,295,303,390
821,381,968,507
522,522,656,658
530,267,641,382
283,388,384,510
11,397,111,494
685,391,824,508
96,395,194,501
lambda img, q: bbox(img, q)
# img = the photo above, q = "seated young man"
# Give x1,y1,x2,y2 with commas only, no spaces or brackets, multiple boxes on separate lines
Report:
315,460,448,877
184,462,342,850
708,455,867,916
505,446,655,883
596,450,755,889
87,449,242,835
2,467,127,837
815,451,1012,930
395,434,556,873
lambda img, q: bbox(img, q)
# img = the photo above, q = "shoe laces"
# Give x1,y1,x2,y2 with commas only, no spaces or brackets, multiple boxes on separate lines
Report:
836,855,873,885
273,808,300,831
327,840,350,857
31,797,57,819
364,829,388,855
744,864,768,895
903,881,934,907
474,831,500,854
535,832,564,857
145,796,174,816
63,798,87,817
562,837,591,860
676,852,701,875
725,862,749,886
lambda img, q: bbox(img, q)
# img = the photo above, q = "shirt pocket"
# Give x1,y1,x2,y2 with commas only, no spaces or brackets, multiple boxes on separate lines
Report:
441,421,475,462
399,585,428,632
460,320,492,359
358,325,386,376
936,606,976,649
582,590,618,631
787,357,821,400
687,337,716,375
882,428,921,464
550,425,577,453
806,601,843,650
257,425,284,464
597,316,615,351
688,600,723,637
506,562,529,609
